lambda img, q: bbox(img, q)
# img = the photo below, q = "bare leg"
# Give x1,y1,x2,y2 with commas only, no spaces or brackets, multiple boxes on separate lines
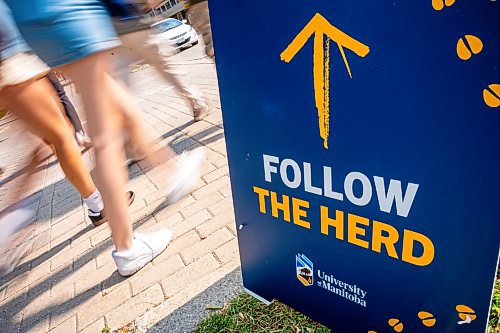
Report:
59,50,197,251
59,52,132,251
119,30,201,107
117,30,211,121
0,78,96,199
105,72,177,167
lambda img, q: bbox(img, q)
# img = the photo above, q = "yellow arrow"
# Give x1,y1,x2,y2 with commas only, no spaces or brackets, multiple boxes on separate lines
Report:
281,13,370,149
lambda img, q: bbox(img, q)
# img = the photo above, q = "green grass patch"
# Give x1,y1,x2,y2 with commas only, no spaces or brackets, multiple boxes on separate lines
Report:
489,269,499,333
196,272,499,333
107,269,499,333
101,321,147,333
194,293,330,333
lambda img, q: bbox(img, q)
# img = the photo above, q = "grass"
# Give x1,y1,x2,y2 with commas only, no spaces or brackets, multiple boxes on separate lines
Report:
106,269,499,333
0,109,7,120
195,270,499,333
193,293,330,333
102,321,147,333
489,268,500,333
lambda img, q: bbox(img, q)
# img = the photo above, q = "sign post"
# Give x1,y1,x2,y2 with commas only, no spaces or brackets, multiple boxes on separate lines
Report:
209,1,499,332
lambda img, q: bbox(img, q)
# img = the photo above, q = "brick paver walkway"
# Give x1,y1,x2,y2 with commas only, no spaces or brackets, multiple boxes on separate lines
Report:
0,51,240,332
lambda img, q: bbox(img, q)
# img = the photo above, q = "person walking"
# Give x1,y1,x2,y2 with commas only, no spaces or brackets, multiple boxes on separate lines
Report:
4,0,204,277
0,2,136,270
106,0,212,121
0,0,135,227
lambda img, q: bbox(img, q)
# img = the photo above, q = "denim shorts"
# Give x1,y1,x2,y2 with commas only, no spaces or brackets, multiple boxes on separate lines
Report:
5,0,121,67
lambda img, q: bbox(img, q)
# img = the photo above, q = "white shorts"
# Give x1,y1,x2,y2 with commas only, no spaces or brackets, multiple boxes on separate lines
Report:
0,52,50,91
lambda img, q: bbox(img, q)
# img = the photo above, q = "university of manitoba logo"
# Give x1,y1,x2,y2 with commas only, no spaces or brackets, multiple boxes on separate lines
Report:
294,254,368,307
296,253,314,286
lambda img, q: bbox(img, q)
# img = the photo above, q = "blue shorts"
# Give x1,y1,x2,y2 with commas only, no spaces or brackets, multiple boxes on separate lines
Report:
5,0,120,67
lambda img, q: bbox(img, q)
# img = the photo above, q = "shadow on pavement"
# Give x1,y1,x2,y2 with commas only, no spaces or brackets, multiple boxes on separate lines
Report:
148,268,243,333
0,204,166,332
0,118,226,332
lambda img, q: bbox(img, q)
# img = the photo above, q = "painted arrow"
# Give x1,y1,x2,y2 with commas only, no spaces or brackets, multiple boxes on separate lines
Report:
280,13,370,149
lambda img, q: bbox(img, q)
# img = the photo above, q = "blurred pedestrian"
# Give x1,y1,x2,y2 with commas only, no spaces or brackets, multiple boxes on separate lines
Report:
104,0,211,165
5,0,204,276
187,0,214,58
105,0,212,122
0,2,134,270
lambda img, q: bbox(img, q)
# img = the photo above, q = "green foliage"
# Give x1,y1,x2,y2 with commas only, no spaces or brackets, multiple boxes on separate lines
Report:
194,293,330,333
488,268,499,333
109,269,499,333
196,279,500,333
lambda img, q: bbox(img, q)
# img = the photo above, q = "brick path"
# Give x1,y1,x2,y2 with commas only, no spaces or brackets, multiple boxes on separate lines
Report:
0,52,240,332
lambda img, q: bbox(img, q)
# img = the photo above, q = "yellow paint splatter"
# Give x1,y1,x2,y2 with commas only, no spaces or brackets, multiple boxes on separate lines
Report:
388,318,404,332
418,311,437,327
281,13,370,149
483,84,500,108
323,38,331,148
456,35,483,60
432,0,456,11
456,304,477,321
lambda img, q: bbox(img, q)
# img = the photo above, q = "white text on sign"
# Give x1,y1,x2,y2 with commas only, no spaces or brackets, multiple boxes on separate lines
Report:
255,154,434,267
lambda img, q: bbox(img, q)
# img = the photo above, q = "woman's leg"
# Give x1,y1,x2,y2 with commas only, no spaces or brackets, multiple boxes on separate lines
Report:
104,61,205,204
0,77,103,258
106,71,177,167
58,50,200,253
59,52,133,251
119,30,211,120
0,78,96,198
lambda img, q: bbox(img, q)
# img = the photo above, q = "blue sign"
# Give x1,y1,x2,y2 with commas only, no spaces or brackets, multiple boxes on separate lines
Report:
209,1,499,332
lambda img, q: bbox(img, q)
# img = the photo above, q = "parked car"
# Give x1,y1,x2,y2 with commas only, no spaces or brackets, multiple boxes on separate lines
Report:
151,18,199,50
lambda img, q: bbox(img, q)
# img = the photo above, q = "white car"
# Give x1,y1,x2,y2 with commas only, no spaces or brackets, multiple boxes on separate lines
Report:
151,18,199,50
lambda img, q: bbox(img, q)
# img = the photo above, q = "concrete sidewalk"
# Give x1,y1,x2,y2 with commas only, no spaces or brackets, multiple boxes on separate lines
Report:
0,48,241,333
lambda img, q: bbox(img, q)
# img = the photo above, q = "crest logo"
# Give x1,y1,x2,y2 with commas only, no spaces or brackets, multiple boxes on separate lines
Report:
296,253,314,286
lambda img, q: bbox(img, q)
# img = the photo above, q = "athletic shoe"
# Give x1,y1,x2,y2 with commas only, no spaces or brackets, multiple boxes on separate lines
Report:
0,238,33,276
0,208,36,249
193,98,212,121
112,229,172,276
165,148,205,204
89,191,135,227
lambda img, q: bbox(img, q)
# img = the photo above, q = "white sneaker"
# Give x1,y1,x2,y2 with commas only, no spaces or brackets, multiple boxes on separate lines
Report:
112,229,172,277
0,239,33,276
0,208,36,249
165,147,205,204
192,97,212,121
0,208,36,275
